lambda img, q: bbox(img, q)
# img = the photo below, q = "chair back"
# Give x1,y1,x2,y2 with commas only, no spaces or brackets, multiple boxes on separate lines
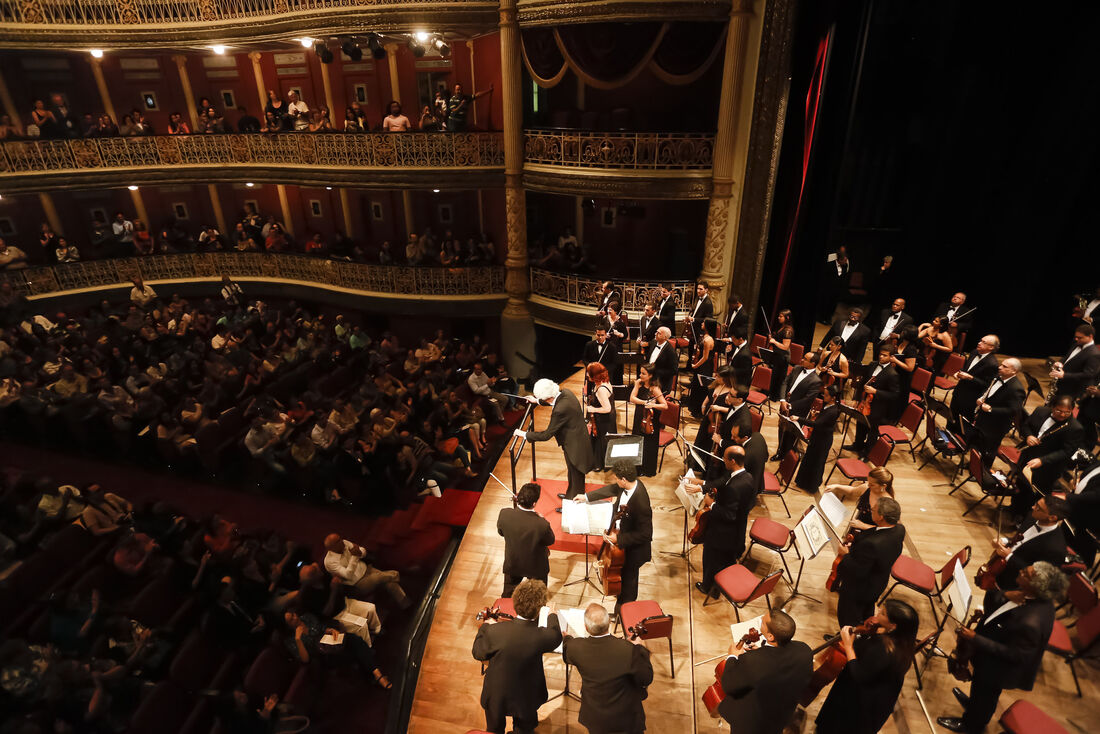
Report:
867,436,894,467
635,613,674,640
899,402,924,433
660,398,681,431
750,365,771,391
938,546,972,590
749,406,764,433
910,367,932,395
1068,572,1099,616
967,449,984,482
777,450,800,486
941,352,965,377
1077,605,1100,650
789,343,805,365
747,569,785,604
751,333,767,352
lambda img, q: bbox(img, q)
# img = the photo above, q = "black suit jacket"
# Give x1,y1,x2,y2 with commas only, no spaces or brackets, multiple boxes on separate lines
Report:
873,310,914,350
690,294,714,329
862,363,899,427
741,432,769,497
952,351,1000,411
1067,460,1100,536
781,368,823,418
996,522,1068,589
727,342,753,387
497,507,555,580
704,469,755,555
1019,407,1085,488
972,375,1026,445
725,305,749,337
718,403,753,444
473,615,563,719
656,296,677,331
563,635,653,734
717,642,814,734
972,591,1054,691
934,301,975,335
646,341,679,392
1059,342,1100,399
820,319,872,364
524,389,596,473
588,481,653,566
836,524,906,604
637,314,660,348
583,339,620,371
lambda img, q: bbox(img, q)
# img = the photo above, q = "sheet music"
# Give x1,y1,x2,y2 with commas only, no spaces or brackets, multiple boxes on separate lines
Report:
817,492,849,534
540,606,598,653
561,499,614,535
795,507,830,559
610,442,640,459
674,470,705,515
947,559,973,623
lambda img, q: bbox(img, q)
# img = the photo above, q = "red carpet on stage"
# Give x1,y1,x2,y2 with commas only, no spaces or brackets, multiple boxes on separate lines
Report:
533,479,608,554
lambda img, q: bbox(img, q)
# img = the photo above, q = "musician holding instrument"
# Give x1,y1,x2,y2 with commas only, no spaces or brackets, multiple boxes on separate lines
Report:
688,445,755,599
822,466,895,533
814,600,919,734
1050,324,1100,400
773,351,823,461
933,291,976,347
636,303,660,356
846,347,899,460
917,315,955,376
715,610,812,734
873,297,914,356
596,280,620,317
818,308,871,379
561,603,653,734
687,318,717,417
968,357,1026,461
793,384,841,493
766,308,795,401
576,461,652,615
629,364,667,477
472,579,563,734
818,336,850,388
1008,395,1085,521
655,284,678,333
585,362,617,471
981,496,1068,592
496,482,556,597
936,562,1067,734
647,326,679,395
723,294,748,343
833,496,905,626
687,369,740,474
949,334,1001,433
582,327,620,384
887,324,922,420
725,329,753,387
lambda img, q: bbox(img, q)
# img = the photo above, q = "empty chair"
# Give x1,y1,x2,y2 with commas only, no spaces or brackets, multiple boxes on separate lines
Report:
999,700,1070,734
657,398,682,471
1045,604,1100,697
879,546,970,628
827,436,894,484
705,566,784,621
746,365,772,413
879,402,924,462
761,450,800,518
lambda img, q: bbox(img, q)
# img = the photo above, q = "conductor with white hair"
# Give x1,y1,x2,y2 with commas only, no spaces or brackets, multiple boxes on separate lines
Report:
514,378,596,499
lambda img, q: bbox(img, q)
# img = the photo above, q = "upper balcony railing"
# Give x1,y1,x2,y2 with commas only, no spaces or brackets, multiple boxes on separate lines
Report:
523,130,715,171
0,132,506,192
529,267,697,315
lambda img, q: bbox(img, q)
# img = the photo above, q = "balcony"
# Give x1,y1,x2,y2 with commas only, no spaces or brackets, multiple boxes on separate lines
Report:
522,130,715,199
517,0,732,27
0,0,498,49
0,133,506,193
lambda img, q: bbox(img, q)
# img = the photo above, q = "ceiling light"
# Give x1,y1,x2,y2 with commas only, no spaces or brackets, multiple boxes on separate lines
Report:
299,37,314,48
367,33,386,60
246,182,255,187
90,49,104,58
433,189,440,193
415,31,430,43
341,40,362,62
325,186,333,191
432,37,450,57
127,185,139,191
210,45,226,55
408,38,425,57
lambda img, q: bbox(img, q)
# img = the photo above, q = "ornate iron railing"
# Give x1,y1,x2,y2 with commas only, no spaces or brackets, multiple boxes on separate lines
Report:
0,0,487,26
0,133,505,176
529,267,696,314
523,130,714,170
0,253,505,298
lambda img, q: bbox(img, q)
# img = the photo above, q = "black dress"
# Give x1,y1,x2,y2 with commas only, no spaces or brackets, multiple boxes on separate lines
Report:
893,341,922,420
587,383,616,469
815,634,906,734
687,338,716,416
768,326,794,400
631,383,661,476
794,403,839,491
854,488,874,527
689,387,729,473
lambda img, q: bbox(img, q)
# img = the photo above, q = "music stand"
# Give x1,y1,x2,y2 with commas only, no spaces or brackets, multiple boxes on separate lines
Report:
924,395,967,484
604,434,644,468
561,499,613,595
836,403,869,453
662,470,705,569
788,506,826,605
915,560,972,687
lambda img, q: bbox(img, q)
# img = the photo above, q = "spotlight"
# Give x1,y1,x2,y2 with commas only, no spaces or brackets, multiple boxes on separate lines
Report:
210,45,226,55
341,40,362,62
432,189,440,193
325,186,333,191
408,38,425,57
367,33,386,60
314,40,333,64
127,185,139,191
299,37,314,48
415,31,430,43
432,37,450,58
246,182,255,188
89,49,104,58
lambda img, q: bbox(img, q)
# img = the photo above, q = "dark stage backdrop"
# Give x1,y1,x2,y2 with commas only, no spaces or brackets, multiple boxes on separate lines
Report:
761,0,1100,358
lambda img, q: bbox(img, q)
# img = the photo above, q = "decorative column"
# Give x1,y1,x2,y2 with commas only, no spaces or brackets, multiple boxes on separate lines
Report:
277,185,294,236
38,193,62,235
129,187,148,227
699,0,756,319
318,45,337,116
385,44,401,104
173,55,199,131
0,68,23,134
248,52,267,113
339,188,356,239
467,40,478,126
499,0,534,380
88,56,117,122
207,184,228,236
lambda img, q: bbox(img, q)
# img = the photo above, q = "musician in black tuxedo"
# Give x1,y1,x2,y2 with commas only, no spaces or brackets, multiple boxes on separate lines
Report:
579,461,653,614
1050,324,1100,400
873,298,915,355
596,280,620,316
774,351,823,461
1077,370,1100,449
472,579,563,734
497,482,556,597
562,603,653,734
834,497,905,626
1009,395,1085,517
848,347,899,459
689,387,750,474
655,284,677,332
726,330,753,387
716,610,813,734
692,445,756,598
517,379,596,500
933,292,976,341
1066,457,1100,565
937,563,1065,734
646,327,679,395
990,496,1069,590
949,334,1001,432
636,303,660,355
582,327,620,380
818,245,851,323
688,281,714,334
724,294,749,339
739,431,769,497
818,308,872,368
969,358,1026,460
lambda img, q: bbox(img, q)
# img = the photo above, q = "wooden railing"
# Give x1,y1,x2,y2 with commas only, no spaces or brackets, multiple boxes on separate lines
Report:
523,130,714,171
1,252,506,298
529,267,696,314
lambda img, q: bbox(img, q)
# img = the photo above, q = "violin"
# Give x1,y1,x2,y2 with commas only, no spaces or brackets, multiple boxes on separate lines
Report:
626,620,649,641
687,486,717,545
701,628,766,716
824,533,854,592
475,606,516,623
855,384,874,417
973,531,1023,591
947,608,985,682
597,504,629,596
641,404,655,435
800,617,881,706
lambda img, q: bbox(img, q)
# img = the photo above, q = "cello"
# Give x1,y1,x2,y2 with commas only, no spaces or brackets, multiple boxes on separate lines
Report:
799,617,880,706
596,504,630,596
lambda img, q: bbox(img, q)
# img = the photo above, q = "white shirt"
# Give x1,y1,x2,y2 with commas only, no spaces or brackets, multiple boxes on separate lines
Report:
841,322,859,341
325,539,370,585
966,352,988,371
130,284,156,307
1005,522,1061,561
870,364,884,380
1076,464,1100,494
946,305,960,321
727,306,742,327
730,342,744,359
1036,417,1057,438
650,341,665,362
692,295,707,317
467,370,493,396
1084,299,1100,322
982,599,1023,626
982,378,1004,400
787,368,813,398
616,481,638,530
879,313,902,340
1066,340,1095,363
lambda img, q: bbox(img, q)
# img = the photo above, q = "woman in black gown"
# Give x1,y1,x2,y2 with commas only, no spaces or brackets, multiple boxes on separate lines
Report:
815,599,919,734
822,466,895,533
767,309,794,401
629,364,667,476
689,366,735,473
687,319,717,417
888,324,922,421
585,362,616,470
794,384,840,492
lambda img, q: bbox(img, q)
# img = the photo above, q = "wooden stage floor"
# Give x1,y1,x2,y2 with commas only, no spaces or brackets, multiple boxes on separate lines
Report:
408,357,1098,734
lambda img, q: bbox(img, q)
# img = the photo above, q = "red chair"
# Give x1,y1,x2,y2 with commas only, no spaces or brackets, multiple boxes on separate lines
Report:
933,352,966,387
997,444,1021,471
1059,572,1098,626
879,402,924,462
949,449,1010,517
746,365,772,413
999,700,1069,734
490,597,516,616
908,367,932,403
749,406,764,433
706,566,784,621
879,546,971,629
826,436,894,483
1046,604,1100,697
789,343,804,365
657,398,683,471
744,517,797,583
617,600,675,677
761,450,800,518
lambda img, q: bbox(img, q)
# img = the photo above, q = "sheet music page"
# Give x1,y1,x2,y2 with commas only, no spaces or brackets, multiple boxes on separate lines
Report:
729,614,766,651
674,470,704,515
561,499,614,535
610,442,640,459
795,507,830,559
817,491,849,534
947,559,973,623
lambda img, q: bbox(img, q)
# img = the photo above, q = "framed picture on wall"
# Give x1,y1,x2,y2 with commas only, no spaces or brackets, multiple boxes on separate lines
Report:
309,200,322,217
172,202,189,220
438,204,453,225
354,84,368,104
90,208,108,224
220,90,236,110
601,206,617,229
370,201,384,221
141,92,158,111
0,218,15,236
244,199,259,214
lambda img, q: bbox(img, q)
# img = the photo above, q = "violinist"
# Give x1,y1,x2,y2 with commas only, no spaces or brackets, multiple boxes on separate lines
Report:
603,304,630,379
793,384,841,493
655,284,677,332
818,336,850,390
933,291,976,343
918,315,955,376
636,303,660,356
765,309,794,401
687,367,736,472
887,324,922,420
845,347,899,460
496,483,556,598
629,364,667,477
821,467,894,533
585,363,617,471
687,445,754,598
682,282,713,362
818,308,871,375
983,496,1067,592
715,610,812,734
582,327,620,382
687,319,717,418
772,351,823,461
725,329,753,387
833,496,905,626
723,294,748,342
691,387,751,475
815,600,919,734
